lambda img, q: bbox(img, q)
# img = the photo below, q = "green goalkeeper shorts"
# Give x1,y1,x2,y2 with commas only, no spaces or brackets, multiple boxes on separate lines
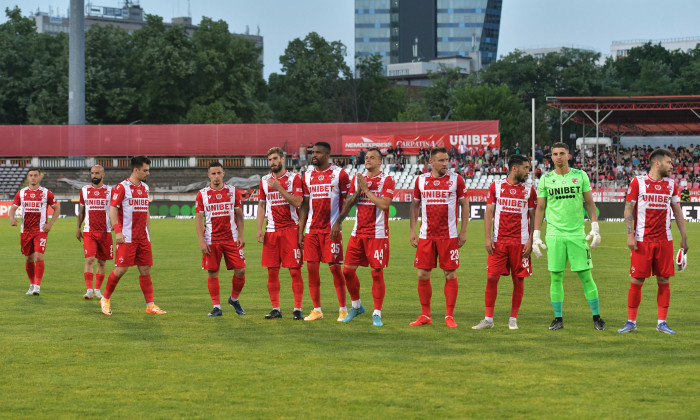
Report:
545,235,593,272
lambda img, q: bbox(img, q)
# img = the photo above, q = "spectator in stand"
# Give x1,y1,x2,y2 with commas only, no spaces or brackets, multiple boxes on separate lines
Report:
358,149,366,169
458,142,467,163
291,152,299,169
306,142,313,162
513,142,521,155
386,146,395,164
299,144,307,166
415,167,423,176
535,145,543,165
448,145,457,160
396,144,404,165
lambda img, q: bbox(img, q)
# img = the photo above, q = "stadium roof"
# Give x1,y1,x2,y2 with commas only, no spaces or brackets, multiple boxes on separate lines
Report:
547,96,700,136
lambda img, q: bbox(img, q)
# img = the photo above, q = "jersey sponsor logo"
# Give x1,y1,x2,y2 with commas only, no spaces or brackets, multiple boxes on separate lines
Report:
423,190,451,199
547,186,581,196
205,201,234,216
85,198,108,207
126,198,149,211
310,184,333,193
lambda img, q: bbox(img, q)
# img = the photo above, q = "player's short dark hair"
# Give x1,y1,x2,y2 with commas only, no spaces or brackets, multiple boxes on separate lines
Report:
430,147,448,157
551,142,569,152
267,147,285,158
314,141,331,154
208,161,224,170
27,167,40,174
508,154,530,170
650,148,673,164
131,155,151,169
366,147,383,159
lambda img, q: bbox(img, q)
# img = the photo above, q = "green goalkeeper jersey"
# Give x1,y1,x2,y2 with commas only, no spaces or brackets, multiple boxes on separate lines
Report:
537,168,591,237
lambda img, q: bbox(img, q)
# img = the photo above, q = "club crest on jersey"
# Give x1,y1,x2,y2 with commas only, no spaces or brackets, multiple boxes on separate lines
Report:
216,194,222,199
94,191,100,196
433,180,441,186
572,178,578,184
655,185,661,190
136,189,143,195
510,189,516,194
30,193,35,198
318,175,325,181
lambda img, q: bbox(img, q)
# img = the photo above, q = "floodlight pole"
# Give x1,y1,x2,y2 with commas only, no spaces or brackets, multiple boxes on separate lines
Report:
68,0,85,125
532,98,536,177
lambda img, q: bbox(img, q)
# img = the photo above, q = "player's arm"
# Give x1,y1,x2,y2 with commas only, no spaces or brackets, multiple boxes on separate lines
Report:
270,181,302,208
671,202,689,253
110,205,125,244
523,208,535,257
9,204,18,226
624,201,637,251
409,198,421,248
532,197,547,257
43,201,60,233
256,201,266,244
298,196,309,249
458,197,469,247
484,203,495,255
195,211,210,255
583,190,601,248
77,204,85,241
234,207,245,249
331,192,360,240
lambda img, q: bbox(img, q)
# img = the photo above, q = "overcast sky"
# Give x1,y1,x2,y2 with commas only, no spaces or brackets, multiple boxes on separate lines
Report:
4,0,700,79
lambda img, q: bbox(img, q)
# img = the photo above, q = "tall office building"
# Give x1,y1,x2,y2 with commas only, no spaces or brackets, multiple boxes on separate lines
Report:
355,0,502,71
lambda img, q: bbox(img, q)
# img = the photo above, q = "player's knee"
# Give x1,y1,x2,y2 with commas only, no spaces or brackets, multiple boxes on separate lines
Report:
85,256,95,265
444,270,457,280
235,268,246,277
656,276,670,284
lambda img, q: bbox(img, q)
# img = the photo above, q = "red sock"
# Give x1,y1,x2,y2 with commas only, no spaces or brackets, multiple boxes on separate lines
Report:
307,262,321,308
231,275,245,299
34,261,45,286
627,282,643,321
511,277,524,318
343,267,361,301
84,272,94,289
25,262,35,285
289,268,304,308
95,274,105,289
138,275,154,304
657,282,670,321
418,279,432,317
371,270,385,311
267,268,281,308
104,272,120,299
207,277,220,306
330,264,346,307
444,278,458,317
485,274,499,318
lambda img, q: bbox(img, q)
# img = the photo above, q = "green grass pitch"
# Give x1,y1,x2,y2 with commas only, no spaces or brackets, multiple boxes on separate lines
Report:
1,219,699,418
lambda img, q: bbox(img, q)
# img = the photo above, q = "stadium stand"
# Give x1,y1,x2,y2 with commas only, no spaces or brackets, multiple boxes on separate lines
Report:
0,165,29,195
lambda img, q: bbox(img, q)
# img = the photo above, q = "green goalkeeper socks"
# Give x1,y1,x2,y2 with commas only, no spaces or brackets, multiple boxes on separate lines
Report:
550,271,564,317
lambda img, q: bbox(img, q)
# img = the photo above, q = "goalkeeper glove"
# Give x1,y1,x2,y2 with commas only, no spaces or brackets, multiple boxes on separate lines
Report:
586,221,601,248
532,230,546,258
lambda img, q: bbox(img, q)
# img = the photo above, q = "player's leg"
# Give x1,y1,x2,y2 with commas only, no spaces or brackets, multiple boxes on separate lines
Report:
23,242,36,294
137,265,165,314
438,238,460,328
32,251,45,294
654,240,675,334
474,243,505,329
443,269,459,328
83,256,96,299
94,259,106,298
303,233,324,320
265,268,282,319
411,239,436,326
262,231,282,318
101,265,127,315
546,236,566,330
229,267,246,315
342,236,368,322
508,244,529,330
619,277,644,333
656,276,673,334
279,227,304,319
324,234,347,320
370,268,385,326
207,269,222,317
410,268,433,326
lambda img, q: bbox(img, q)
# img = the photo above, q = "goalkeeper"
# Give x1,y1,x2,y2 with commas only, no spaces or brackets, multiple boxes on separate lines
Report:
532,142,605,331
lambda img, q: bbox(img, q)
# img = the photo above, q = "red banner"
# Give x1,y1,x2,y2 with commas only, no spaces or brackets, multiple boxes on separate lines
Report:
0,201,14,217
390,188,490,202
0,121,499,157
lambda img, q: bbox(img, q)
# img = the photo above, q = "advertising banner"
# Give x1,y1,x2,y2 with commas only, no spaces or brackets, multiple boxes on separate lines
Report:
395,133,500,154
341,135,395,155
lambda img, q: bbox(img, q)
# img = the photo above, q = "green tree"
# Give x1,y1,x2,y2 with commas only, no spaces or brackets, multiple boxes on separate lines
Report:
268,32,350,122
130,14,196,123
348,54,406,122
188,17,269,123
85,24,138,123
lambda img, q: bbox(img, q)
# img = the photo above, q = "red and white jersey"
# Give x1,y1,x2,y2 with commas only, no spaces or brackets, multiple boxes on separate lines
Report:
80,184,112,233
487,178,536,244
259,171,303,232
195,184,242,244
111,179,150,243
626,174,680,242
13,186,56,233
413,172,467,239
349,173,395,239
302,164,350,234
